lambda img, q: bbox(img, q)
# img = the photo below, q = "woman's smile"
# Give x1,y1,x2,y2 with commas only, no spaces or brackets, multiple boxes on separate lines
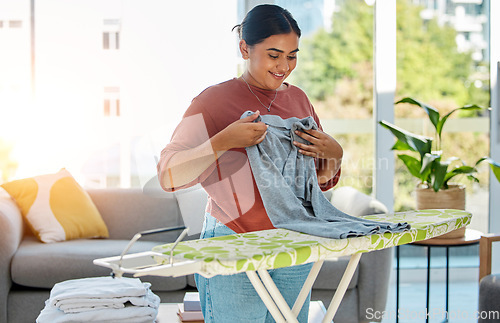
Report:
270,72,285,80
240,32,299,90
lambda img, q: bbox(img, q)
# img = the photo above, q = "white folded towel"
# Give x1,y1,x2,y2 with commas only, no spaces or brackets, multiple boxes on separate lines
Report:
37,301,158,323
36,276,160,323
49,276,149,307
59,287,160,314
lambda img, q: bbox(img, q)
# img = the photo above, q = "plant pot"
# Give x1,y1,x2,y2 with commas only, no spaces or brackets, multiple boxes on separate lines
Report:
415,184,466,239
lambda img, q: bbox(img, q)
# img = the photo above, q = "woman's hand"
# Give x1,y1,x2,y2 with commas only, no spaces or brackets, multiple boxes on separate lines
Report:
293,129,342,160
211,111,268,152
293,129,343,184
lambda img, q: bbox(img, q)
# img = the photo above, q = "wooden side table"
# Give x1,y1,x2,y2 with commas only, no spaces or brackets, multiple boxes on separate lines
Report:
396,229,482,323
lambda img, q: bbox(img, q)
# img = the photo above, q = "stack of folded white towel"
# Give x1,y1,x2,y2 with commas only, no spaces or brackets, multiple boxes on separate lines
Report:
36,276,160,323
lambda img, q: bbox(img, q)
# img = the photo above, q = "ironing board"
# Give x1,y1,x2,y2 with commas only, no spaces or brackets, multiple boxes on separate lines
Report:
93,209,471,323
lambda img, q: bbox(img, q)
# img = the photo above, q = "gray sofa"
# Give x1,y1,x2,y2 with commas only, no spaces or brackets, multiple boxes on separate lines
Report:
0,185,392,323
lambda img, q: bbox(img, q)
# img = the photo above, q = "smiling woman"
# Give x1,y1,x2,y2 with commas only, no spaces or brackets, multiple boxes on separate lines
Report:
156,4,344,322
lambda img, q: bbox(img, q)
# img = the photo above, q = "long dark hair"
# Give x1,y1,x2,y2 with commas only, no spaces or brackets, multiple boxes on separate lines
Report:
233,4,301,46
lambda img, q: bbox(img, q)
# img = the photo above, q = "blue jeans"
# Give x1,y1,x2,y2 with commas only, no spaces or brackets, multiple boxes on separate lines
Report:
194,214,313,323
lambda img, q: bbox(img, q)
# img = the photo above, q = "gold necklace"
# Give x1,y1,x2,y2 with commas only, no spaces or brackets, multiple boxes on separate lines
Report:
241,75,278,112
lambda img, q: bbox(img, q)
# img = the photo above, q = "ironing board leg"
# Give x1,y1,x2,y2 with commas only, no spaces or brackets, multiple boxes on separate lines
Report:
258,269,300,323
247,261,323,323
246,271,287,323
292,259,325,316
247,255,360,323
322,253,362,323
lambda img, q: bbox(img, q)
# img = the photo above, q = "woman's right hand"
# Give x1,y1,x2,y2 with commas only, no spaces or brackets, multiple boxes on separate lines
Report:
211,111,268,151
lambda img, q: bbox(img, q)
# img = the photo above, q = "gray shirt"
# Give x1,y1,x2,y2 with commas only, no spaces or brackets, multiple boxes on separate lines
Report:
242,111,410,238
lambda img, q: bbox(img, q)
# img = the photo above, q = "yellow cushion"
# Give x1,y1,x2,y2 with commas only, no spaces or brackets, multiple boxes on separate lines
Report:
1,169,109,243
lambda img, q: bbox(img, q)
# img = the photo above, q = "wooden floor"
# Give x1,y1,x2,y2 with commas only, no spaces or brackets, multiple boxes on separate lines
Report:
383,268,479,323
156,300,330,323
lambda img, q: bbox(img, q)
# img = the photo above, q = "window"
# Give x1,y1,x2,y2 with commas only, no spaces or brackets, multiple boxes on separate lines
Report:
0,20,23,30
103,32,119,50
392,0,491,282
103,19,120,50
287,0,376,196
103,87,120,117
8,20,22,28
394,0,490,233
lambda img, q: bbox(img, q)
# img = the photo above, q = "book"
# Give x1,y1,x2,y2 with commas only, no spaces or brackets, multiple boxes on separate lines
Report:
177,303,204,322
183,292,202,312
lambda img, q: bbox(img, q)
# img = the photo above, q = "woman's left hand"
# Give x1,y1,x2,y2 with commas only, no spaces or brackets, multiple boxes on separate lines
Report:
293,129,342,160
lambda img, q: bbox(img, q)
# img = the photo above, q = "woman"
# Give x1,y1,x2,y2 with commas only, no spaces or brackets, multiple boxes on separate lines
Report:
157,4,342,322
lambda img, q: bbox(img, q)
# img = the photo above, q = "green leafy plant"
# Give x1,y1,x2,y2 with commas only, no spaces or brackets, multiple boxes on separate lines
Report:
379,97,500,192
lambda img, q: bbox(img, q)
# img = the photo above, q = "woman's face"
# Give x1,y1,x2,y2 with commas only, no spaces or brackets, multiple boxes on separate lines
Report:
240,32,299,90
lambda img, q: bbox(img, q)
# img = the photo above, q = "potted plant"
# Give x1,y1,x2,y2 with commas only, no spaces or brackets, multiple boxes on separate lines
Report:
379,97,500,238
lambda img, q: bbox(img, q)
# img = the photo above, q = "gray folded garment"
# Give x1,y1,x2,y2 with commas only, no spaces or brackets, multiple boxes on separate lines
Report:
241,111,410,239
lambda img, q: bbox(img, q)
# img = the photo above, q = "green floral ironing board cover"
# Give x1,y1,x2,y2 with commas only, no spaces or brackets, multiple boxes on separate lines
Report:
152,209,470,277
